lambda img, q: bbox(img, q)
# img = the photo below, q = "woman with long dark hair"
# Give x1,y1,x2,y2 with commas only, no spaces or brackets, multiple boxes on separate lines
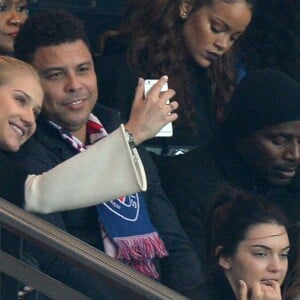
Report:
98,0,256,156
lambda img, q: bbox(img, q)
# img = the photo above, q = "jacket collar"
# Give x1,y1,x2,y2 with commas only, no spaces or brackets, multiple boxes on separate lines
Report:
35,104,121,161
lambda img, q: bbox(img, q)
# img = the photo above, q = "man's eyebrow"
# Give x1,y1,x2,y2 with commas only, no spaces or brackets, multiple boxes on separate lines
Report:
77,61,93,67
79,61,92,65
40,67,64,75
264,132,295,138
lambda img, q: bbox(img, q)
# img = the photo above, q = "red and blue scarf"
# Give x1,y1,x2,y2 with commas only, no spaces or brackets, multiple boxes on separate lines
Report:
49,115,168,279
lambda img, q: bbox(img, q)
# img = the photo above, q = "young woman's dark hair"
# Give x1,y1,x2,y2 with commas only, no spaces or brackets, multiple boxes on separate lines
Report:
200,187,290,299
283,232,300,300
205,186,289,270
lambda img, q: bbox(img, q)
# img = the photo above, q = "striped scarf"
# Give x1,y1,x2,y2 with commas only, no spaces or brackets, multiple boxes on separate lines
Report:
48,114,168,279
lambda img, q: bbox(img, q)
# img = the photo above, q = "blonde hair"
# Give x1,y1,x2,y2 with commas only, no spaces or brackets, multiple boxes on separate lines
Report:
0,55,41,86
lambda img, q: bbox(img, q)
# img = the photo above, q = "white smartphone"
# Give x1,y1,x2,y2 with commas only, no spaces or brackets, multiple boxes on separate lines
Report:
144,79,173,137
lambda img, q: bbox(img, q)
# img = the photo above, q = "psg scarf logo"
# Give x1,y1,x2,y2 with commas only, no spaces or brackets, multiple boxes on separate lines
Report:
103,193,140,221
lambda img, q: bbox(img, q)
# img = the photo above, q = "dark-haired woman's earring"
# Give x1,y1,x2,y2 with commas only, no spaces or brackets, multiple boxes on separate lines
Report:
181,12,188,19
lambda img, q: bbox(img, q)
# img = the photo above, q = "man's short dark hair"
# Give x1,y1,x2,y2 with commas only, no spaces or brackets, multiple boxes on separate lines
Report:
14,10,90,63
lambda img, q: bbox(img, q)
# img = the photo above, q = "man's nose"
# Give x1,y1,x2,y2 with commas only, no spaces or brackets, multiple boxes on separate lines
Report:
285,141,300,162
65,74,82,92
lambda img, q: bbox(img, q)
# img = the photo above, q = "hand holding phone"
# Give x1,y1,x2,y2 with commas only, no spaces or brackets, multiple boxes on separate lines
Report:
144,79,173,137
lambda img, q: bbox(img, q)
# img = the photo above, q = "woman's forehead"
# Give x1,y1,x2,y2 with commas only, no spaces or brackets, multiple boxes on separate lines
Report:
244,223,288,242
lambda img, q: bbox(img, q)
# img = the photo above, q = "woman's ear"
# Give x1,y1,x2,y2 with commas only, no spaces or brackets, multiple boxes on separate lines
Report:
180,1,192,19
216,246,232,270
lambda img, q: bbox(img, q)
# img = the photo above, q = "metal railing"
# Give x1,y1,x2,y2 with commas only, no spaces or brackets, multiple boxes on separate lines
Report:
0,198,188,300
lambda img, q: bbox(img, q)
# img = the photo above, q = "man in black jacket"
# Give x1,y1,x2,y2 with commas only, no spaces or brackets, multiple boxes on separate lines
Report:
160,69,300,270
12,9,203,299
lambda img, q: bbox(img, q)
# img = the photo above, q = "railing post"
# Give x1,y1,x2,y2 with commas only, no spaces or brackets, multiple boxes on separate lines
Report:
0,226,22,300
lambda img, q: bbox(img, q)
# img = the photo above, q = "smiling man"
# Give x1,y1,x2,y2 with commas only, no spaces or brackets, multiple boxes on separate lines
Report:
32,40,98,138
11,9,202,300
160,69,300,270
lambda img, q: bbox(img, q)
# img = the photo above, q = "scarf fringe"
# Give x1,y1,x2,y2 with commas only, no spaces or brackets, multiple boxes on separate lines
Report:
129,260,160,279
115,233,168,279
115,232,168,261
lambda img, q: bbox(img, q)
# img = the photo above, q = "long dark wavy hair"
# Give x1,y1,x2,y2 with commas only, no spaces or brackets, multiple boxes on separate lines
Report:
100,0,256,129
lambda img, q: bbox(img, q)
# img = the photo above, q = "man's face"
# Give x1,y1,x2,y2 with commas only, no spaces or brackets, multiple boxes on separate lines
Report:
31,40,98,136
237,120,300,186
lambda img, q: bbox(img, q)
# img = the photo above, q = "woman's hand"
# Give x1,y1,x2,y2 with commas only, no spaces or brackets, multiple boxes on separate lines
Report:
124,75,178,145
238,280,282,300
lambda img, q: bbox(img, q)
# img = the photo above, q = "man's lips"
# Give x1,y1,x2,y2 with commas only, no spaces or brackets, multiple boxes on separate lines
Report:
62,97,87,108
275,166,297,178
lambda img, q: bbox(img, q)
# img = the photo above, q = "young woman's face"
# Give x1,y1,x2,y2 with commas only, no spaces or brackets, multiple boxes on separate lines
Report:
182,0,252,68
0,0,28,53
220,223,290,297
0,73,43,152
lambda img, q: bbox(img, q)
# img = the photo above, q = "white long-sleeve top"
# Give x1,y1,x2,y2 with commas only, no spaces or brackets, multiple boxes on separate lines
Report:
24,125,147,214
